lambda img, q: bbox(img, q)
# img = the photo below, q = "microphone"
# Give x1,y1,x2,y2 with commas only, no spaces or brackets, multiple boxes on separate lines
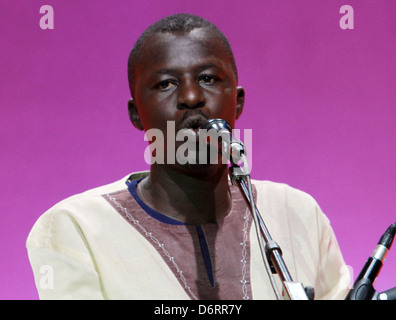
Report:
201,119,245,166
345,223,396,300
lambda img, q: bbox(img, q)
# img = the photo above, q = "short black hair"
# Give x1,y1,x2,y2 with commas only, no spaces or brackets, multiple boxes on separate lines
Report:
127,13,238,97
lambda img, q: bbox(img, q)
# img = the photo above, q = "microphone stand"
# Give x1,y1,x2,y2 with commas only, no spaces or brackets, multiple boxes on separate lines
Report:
346,275,396,300
375,286,396,300
345,223,396,300
227,140,311,300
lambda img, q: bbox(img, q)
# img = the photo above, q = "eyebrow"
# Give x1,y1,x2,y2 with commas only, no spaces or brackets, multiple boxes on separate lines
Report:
195,63,218,72
155,63,219,75
156,68,176,75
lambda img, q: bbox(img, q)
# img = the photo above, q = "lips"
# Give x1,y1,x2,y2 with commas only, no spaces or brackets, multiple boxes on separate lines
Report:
180,114,208,132
173,114,208,144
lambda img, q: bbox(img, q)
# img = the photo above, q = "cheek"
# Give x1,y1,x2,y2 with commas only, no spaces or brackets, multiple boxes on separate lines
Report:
220,87,236,104
223,87,234,95
138,93,177,128
212,88,237,118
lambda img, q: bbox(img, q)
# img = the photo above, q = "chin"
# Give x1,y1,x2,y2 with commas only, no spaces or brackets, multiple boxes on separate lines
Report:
167,162,227,181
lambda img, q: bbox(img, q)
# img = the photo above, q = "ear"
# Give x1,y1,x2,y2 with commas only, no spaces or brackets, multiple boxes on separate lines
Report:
235,86,245,120
128,99,144,131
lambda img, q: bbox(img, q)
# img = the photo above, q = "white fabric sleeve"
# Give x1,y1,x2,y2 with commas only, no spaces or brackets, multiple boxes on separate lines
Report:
26,205,104,300
314,207,351,300
27,247,104,300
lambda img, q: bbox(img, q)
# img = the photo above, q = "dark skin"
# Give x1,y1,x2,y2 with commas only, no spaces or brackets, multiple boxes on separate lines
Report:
128,28,245,225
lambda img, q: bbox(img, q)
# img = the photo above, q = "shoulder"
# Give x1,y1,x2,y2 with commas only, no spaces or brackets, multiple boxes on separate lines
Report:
252,179,321,210
251,179,330,229
26,172,147,249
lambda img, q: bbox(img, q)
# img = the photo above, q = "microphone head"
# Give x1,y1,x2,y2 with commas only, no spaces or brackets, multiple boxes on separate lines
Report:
380,223,396,249
201,119,233,133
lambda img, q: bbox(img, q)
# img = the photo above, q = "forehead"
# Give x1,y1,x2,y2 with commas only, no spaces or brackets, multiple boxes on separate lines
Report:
136,28,233,75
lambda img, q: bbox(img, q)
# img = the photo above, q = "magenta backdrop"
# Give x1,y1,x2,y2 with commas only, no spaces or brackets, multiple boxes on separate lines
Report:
1,1,395,299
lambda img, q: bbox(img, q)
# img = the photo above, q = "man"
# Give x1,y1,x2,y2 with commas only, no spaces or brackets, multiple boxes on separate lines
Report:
27,13,350,300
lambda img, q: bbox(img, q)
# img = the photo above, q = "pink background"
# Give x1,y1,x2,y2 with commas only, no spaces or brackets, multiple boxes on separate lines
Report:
1,1,395,299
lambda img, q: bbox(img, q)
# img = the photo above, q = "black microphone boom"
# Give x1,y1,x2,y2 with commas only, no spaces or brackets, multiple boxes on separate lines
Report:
345,223,396,300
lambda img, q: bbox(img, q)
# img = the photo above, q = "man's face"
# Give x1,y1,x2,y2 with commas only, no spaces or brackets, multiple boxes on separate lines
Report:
129,27,244,168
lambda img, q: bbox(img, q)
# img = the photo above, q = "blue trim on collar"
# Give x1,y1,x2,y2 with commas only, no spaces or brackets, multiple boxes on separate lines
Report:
126,177,186,225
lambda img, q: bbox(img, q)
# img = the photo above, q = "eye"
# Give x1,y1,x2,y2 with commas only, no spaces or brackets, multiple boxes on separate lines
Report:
198,75,217,85
156,80,177,91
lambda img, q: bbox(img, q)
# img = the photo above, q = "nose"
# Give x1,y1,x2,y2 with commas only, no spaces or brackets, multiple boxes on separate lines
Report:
177,79,205,110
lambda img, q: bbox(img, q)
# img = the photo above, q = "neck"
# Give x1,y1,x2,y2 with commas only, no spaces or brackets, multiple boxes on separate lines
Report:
137,164,231,224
